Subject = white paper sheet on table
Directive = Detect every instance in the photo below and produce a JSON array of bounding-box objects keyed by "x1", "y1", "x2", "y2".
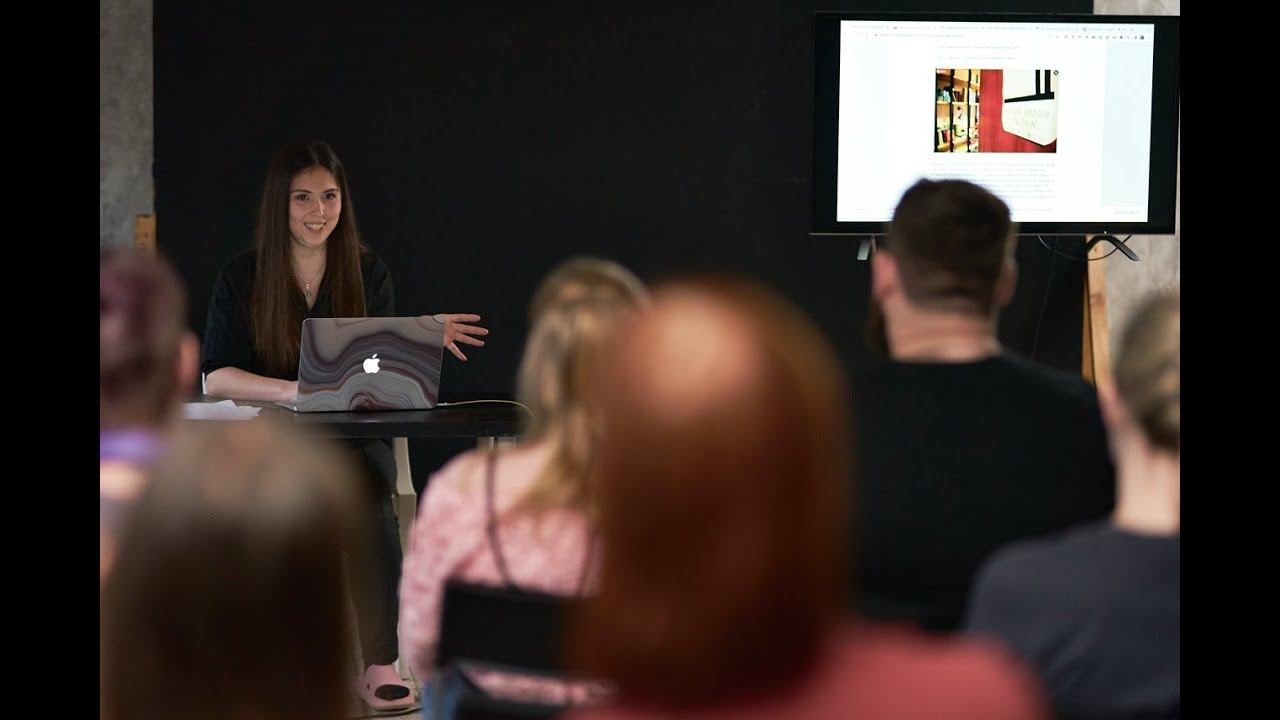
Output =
[{"x1": 183, "y1": 399, "x2": 262, "y2": 420}]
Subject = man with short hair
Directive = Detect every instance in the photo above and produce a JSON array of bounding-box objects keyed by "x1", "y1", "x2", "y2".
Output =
[{"x1": 850, "y1": 179, "x2": 1114, "y2": 632}]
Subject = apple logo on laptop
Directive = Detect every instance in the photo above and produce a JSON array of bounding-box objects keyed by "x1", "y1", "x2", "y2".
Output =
[{"x1": 363, "y1": 354, "x2": 381, "y2": 374}]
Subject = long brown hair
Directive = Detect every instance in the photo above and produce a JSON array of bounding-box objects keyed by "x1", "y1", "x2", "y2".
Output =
[
  {"x1": 514, "y1": 257, "x2": 648, "y2": 520},
  {"x1": 251, "y1": 140, "x2": 368, "y2": 375},
  {"x1": 101, "y1": 420, "x2": 359, "y2": 720},
  {"x1": 571, "y1": 278, "x2": 852, "y2": 705}
]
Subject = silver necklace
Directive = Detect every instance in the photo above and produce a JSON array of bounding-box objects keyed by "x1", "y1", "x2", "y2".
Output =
[{"x1": 297, "y1": 262, "x2": 325, "y2": 301}]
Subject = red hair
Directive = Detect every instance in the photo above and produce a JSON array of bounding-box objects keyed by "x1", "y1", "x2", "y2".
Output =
[{"x1": 571, "y1": 278, "x2": 852, "y2": 705}]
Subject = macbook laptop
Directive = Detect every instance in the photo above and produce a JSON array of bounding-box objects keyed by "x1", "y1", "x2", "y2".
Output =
[{"x1": 280, "y1": 316, "x2": 446, "y2": 412}]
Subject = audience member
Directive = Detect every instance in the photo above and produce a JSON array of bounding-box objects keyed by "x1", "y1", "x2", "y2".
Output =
[
  {"x1": 852, "y1": 179, "x2": 1115, "y2": 631},
  {"x1": 100, "y1": 247, "x2": 199, "y2": 582},
  {"x1": 400, "y1": 257, "x2": 647, "y2": 715},
  {"x1": 967, "y1": 292, "x2": 1180, "y2": 720},
  {"x1": 101, "y1": 420, "x2": 360, "y2": 720},
  {"x1": 568, "y1": 278, "x2": 1048, "y2": 720}
]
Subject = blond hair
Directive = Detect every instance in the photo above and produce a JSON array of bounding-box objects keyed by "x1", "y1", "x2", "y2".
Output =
[
  {"x1": 1114, "y1": 291, "x2": 1180, "y2": 452},
  {"x1": 515, "y1": 257, "x2": 648, "y2": 519}
]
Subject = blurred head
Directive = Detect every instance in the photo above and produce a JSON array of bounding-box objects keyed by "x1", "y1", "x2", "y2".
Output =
[
  {"x1": 571, "y1": 278, "x2": 851, "y2": 705},
  {"x1": 101, "y1": 421, "x2": 359, "y2": 720},
  {"x1": 515, "y1": 257, "x2": 648, "y2": 518},
  {"x1": 1104, "y1": 292, "x2": 1180, "y2": 456},
  {"x1": 871, "y1": 179, "x2": 1017, "y2": 332},
  {"x1": 252, "y1": 140, "x2": 368, "y2": 374},
  {"x1": 100, "y1": 247, "x2": 199, "y2": 431}
]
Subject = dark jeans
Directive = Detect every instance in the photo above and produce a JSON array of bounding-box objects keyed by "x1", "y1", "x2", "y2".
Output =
[
  {"x1": 421, "y1": 670, "x2": 475, "y2": 720},
  {"x1": 347, "y1": 437, "x2": 402, "y2": 667},
  {"x1": 421, "y1": 670, "x2": 566, "y2": 720}
]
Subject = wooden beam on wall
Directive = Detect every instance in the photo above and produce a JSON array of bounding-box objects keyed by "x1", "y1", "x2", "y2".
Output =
[
  {"x1": 1082, "y1": 237, "x2": 1111, "y2": 390},
  {"x1": 134, "y1": 214, "x2": 156, "y2": 254}
]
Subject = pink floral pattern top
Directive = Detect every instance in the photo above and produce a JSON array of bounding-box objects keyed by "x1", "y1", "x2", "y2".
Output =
[{"x1": 399, "y1": 443, "x2": 604, "y2": 704}]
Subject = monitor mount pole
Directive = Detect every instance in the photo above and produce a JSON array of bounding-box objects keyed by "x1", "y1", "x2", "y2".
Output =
[{"x1": 857, "y1": 235, "x2": 877, "y2": 261}]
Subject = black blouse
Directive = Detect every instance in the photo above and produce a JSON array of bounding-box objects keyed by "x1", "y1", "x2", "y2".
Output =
[{"x1": 201, "y1": 248, "x2": 395, "y2": 381}]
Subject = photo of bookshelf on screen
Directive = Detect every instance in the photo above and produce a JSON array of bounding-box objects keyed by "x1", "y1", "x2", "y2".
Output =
[{"x1": 935, "y1": 69, "x2": 1058, "y2": 153}]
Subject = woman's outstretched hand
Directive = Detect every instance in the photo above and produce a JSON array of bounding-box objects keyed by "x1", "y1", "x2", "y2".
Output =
[{"x1": 432, "y1": 313, "x2": 489, "y2": 361}]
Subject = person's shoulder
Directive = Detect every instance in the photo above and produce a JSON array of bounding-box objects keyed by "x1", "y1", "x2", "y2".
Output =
[
  {"x1": 100, "y1": 460, "x2": 148, "y2": 504},
  {"x1": 918, "y1": 634, "x2": 1049, "y2": 719},
  {"x1": 206, "y1": 249, "x2": 257, "y2": 304},
  {"x1": 214, "y1": 248, "x2": 257, "y2": 283},
  {"x1": 416, "y1": 451, "x2": 490, "y2": 536},
  {"x1": 995, "y1": 352, "x2": 1100, "y2": 409},
  {"x1": 976, "y1": 523, "x2": 1113, "y2": 594},
  {"x1": 988, "y1": 523, "x2": 1095, "y2": 564},
  {"x1": 838, "y1": 624, "x2": 1049, "y2": 718},
  {"x1": 426, "y1": 449, "x2": 488, "y2": 499},
  {"x1": 358, "y1": 245, "x2": 391, "y2": 274},
  {"x1": 226, "y1": 247, "x2": 257, "y2": 272},
  {"x1": 433, "y1": 445, "x2": 551, "y2": 499}
]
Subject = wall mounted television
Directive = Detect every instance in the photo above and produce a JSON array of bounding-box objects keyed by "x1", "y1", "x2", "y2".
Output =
[{"x1": 811, "y1": 12, "x2": 1179, "y2": 235}]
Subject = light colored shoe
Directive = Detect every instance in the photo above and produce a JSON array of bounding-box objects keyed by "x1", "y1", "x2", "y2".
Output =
[{"x1": 356, "y1": 663, "x2": 418, "y2": 715}]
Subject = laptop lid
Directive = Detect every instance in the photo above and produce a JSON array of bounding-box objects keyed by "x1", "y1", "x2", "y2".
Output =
[{"x1": 289, "y1": 316, "x2": 445, "y2": 412}]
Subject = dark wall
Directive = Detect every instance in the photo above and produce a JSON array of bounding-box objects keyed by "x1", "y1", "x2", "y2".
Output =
[{"x1": 157, "y1": 0, "x2": 1089, "y2": 472}]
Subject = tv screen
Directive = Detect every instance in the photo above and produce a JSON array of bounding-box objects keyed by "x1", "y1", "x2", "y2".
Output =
[{"x1": 811, "y1": 13, "x2": 1180, "y2": 235}]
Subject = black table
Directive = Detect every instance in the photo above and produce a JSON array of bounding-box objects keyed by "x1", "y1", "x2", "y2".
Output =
[
  {"x1": 187, "y1": 396, "x2": 530, "y2": 440},
  {"x1": 186, "y1": 397, "x2": 532, "y2": 543}
]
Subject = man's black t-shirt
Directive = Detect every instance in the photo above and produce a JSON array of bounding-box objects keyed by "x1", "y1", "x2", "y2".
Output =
[
  {"x1": 849, "y1": 353, "x2": 1115, "y2": 632},
  {"x1": 201, "y1": 247, "x2": 394, "y2": 380},
  {"x1": 966, "y1": 524, "x2": 1180, "y2": 720}
]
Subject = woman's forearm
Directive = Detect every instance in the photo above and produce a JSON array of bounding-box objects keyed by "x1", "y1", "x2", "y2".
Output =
[{"x1": 204, "y1": 367, "x2": 298, "y2": 404}]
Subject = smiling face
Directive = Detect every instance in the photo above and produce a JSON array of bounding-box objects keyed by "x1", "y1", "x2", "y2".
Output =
[{"x1": 287, "y1": 166, "x2": 342, "y2": 251}]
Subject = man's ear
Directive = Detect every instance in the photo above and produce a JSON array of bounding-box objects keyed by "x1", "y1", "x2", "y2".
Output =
[
  {"x1": 871, "y1": 250, "x2": 900, "y2": 305},
  {"x1": 994, "y1": 258, "x2": 1018, "y2": 310}
]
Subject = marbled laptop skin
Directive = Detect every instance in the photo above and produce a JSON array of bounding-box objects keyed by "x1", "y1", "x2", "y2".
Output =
[{"x1": 295, "y1": 316, "x2": 445, "y2": 411}]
